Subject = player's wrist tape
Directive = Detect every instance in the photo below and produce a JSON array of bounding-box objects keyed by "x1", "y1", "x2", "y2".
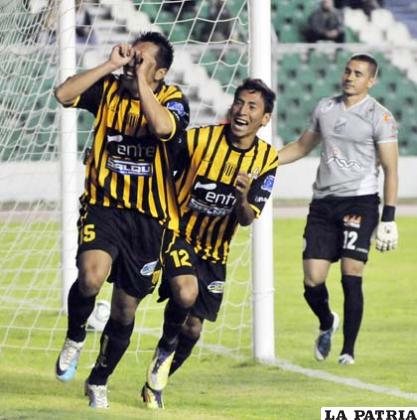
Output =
[{"x1": 381, "y1": 205, "x2": 396, "y2": 222}]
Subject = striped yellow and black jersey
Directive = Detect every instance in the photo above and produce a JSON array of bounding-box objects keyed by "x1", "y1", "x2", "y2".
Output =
[
  {"x1": 171, "y1": 124, "x2": 278, "y2": 263},
  {"x1": 69, "y1": 74, "x2": 189, "y2": 226}
]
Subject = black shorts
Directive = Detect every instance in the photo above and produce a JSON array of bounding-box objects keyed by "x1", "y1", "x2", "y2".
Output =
[
  {"x1": 158, "y1": 231, "x2": 226, "y2": 322},
  {"x1": 303, "y1": 194, "x2": 380, "y2": 263},
  {"x1": 77, "y1": 203, "x2": 163, "y2": 298}
]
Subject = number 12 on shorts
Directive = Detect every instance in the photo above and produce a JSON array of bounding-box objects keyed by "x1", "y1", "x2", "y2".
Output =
[
  {"x1": 343, "y1": 230, "x2": 358, "y2": 250},
  {"x1": 169, "y1": 249, "x2": 192, "y2": 267}
]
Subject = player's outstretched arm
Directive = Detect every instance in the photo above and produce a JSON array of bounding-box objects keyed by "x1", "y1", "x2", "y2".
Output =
[
  {"x1": 234, "y1": 172, "x2": 256, "y2": 226},
  {"x1": 55, "y1": 44, "x2": 133, "y2": 105},
  {"x1": 375, "y1": 141, "x2": 399, "y2": 252},
  {"x1": 278, "y1": 130, "x2": 321, "y2": 165}
]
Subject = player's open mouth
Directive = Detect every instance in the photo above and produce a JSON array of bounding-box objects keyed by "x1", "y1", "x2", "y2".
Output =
[{"x1": 233, "y1": 117, "x2": 248, "y2": 127}]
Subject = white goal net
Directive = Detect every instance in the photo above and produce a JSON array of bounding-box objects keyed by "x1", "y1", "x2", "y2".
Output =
[{"x1": 0, "y1": 0, "x2": 259, "y2": 363}]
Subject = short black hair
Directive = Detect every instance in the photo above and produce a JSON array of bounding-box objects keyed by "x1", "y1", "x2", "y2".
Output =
[
  {"x1": 348, "y1": 53, "x2": 379, "y2": 77},
  {"x1": 132, "y1": 31, "x2": 174, "y2": 70},
  {"x1": 234, "y1": 78, "x2": 276, "y2": 113}
]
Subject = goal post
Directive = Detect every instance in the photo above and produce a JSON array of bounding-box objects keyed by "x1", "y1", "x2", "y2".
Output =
[
  {"x1": 58, "y1": 0, "x2": 78, "y2": 314},
  {"x1": 248, "y1": 0, "x2": 276, "y2": 362}
]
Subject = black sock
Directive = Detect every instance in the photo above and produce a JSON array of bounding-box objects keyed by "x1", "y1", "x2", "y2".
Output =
[
  {"x1": 88, "y1": 318, "x2": 134, "y2": 386},
  {"x1": 341, "y1": 275, "x2": 363, "y2": 357},
  {"x1": 304, "y1": 283, "x2": 333, "y2": 331},
  {"x1": 158, "y1": 300, "x2": 190, "y2": 353},
  {"x1": 67, "y1": 279, "x2": 96, "y2": 342},
  {"x1": 169, "y1": 332, "x2": 200, "y2": 377}
]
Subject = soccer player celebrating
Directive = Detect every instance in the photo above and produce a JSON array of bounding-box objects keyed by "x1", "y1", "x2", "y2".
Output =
[
  {"x1": 141, "y1": 78, "x2": 278, "y2": 409},
  {"x1": 54, "y1": 32, "x2": 189, "y2": 408},
  {"x1": 278, "y1": 53, "x2": 398, "y2": 365}
]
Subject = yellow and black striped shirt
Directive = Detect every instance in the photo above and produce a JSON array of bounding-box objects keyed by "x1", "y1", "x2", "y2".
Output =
[
  {"x1": 171, "y1": 124, "x2": 278, "y2": 263},
  {"x1": 71, "y1": 74, "x2": 189, "y2": 226}
]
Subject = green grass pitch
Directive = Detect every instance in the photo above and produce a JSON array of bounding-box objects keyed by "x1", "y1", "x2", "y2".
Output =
[{"x1": 0, "y1": 216, "x2": 416, "y2": 419}]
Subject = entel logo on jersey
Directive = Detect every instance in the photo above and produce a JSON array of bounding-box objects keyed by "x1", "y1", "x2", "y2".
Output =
[
  {"x1": 207, "y1": 281, "x2": 225, "y2": 294},
  {"x1": 140, "y1": 260, "x2": 158, "y2": 276}
]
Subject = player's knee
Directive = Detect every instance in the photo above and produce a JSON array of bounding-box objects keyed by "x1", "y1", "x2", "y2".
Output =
[
  {"x1": 111, "y1": 303, "x2": 136, "y2": 325},
  {"x1": 170, "y1": 275, "x2": 198, "y2": 308},
  {"x1": 182, "y1": 317, "x2": 202, "y2": 339},
  {"x1": 174, "y1": 287, "x2": 197, "y2": 308},
  {"x1": 78, "y1": 263, "x2": 109, "y2": 296},
  {"x1": 303, "y1": 276, "x2": 324, "y2": 288},
  {"x1": 341, "y1": 258, "x2": 364, "y2": 277}
]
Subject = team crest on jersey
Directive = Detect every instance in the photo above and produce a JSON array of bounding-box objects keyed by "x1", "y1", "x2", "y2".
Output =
[
  {"x1": 223, "y1": 162, "x2": 236, "y2": 177},
  {"x1": 334, "y1": 117, "x2": 347, "y2": 134},
  {"x1": 343, "y1": 215, "x2": 362, "y2": 229},
  {"x1": 127, "y1": 112, "x2": 139, "y2": 127},
  {"x1": 320, "y1": 100, "x2": 334, "y2": 113}
]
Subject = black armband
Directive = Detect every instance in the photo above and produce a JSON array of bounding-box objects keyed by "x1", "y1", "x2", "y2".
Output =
[{"x1": 381, "y1": 205, "x2": 396, "y2": 222}]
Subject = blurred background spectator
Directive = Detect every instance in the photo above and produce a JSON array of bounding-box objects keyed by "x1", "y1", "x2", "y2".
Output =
[
  {"x1": 304, "y1": 0, "x2": 345, "y2": 43},
  {"x1": 334, "y1": 0, "x2": 383, "y2": 17},
  {"x1": 201, "y1": 0, "x2": 233, "y2": 42},
  {"x1": 75, "y1": 0, "x2": 97, "y2": 45}
]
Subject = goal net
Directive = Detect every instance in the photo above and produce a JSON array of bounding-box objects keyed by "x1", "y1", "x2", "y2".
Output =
[{"x1": 0, "y1": 0, "x2": 256, "y2": 363}]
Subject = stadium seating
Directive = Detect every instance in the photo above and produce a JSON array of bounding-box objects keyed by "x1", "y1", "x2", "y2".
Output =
[
  {"x1": 5, "y1": 0, "x2": 417, "y2": 160},
  {"x1": 384, "y1": 0, "x2": 417, "y2": 39},
  {"x1": 276, "y1": 51, "x2": 417, "y2": 155}
]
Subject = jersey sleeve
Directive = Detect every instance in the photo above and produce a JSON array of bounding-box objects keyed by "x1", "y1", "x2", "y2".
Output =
[
  {"x1": 307, "y1": 101, "x2": 322, "y2": 134},
  {"x1": 160, "y1": 89, "x2": 190, "y2": 142},
  {"x1": 65, "y1": 76, "x2": 107, "y2": 116},
  {"x1": 374, "y1": 109, "x2": 398, "y2": 144},
  {"x1": 247, "y1": 168, "x2": 277, "y2": 218}
]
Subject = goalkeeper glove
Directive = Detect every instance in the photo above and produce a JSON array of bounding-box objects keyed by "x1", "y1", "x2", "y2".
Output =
[{"x1": 375, "y1": 205, "x2": 398, "y2": 252}]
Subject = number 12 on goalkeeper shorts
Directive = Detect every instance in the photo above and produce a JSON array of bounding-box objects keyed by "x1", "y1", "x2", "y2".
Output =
[
  {"x1": 169, "y1": 249, "x2": 192, "y2": 267},
  {"x1": 81, "y1": 224, "x2": 96, "y2": 243}
]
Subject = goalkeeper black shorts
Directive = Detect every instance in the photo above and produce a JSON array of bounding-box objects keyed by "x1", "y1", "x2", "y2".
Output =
[
  {"x1": 303, "y1": 194, "x2": 380, "y2": 263},
  {"x1": 76, "y1": 203, "x2": 162, "y2": 298},
  {"x1": 158, "y1": 230, "x2": 226, "y2": 322}
]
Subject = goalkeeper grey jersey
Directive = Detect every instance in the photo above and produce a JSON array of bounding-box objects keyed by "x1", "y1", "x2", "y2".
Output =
[{"x1": 308, "y1": 95, "x2": 398, "y2": 198}]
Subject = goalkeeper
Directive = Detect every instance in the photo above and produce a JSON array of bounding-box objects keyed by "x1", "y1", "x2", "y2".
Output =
[
  {"x1": 141, "y1": 78, "x2": 278, "y2": 409},
  {"x1": 278, "y1": 53, "x2": 398, "y2": 366}
]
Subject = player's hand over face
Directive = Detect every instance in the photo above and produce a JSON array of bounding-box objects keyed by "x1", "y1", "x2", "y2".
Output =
[
  {"x1": 235, "y1": 172, "x2": 251, "y2": 204},
  {"x1": 135, "y1": 50, "x2": 157, "y2": 81},
  {"x1": 375, "y1": 221, "x2": 398, "y2": 252},
  {"x1": 109, "y1": 44, "x2": 135, "y2": 69}
]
